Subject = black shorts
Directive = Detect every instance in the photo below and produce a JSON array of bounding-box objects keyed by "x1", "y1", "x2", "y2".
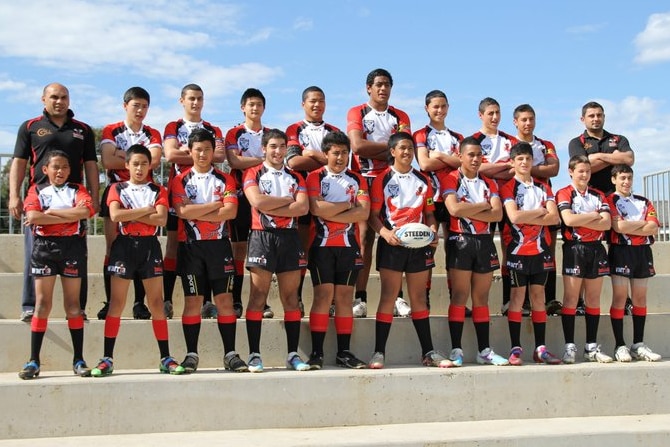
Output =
[
  {"x1": 433, "y1": 201, "x2": 450, "y2": 224},
  {"x1": 246, "y1": 229, "x2": 307, "y2": 273},
  {"x1": 447, "y1": 233, "x2": 500, "y2": 273},
  {"x1": 562, "y1": 241, "x2": 609, "y2": 279},
  {"x1": 229, "y1": 194, "x2": 251, "y2": 242},
  {"x1": 308, "y1": 246, "x2": 363, "y2": 286},
  {"x1": 31, "y1": 236, "x2": 87, "y2": 278},
  {"x1": 99, "y1": 184, "x2": 113, "y2": 218},
  {"x1": 506, "y1": 252, "x2": 554, "y2": 287},
  {"x1": 108, "y1": 235, "x2": 164, "y2": 280},
  {"x1": 376, "y1": 238, "x2": 435, "y2": 273},
  {"x1": 608, "y1": 244, "x2": 655, "y2": 279},
  {"x1": 178, "y1": 239, "x2": 234, "y2": 296}
]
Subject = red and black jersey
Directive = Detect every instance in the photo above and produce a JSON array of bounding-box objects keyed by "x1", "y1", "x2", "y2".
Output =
[
  {"x1": 170, "y1": 167, "x2": 237, "y2": 242},
  {"x1": 471, "y1": 130, "x2": 517, "y2": 165},
  {"x1": 529, "y1": 136, "x2": 558, "y2": 168},
  {"x1": 24, "y1": 182, "x2": 94, "y2": 237},
  {"x1": 106, "y1": 181, "x2": 168, "y2": 236},
  {"x1": 370, "y1": 167, "x2": 433, "y2": 230},
  {"x1": 163, "y1": 119, "x2": 224, "y2": 179},
  {"x1": 346, "y1": 103, "x2": 411, "y2": 178},
  {"x1": 101, "y1": 121, "x2": 162, "y2": 183},
  {"x1": 556, "y1": 185, "x2": 610, "y2": 242},
  {"x1": 500, "y1": 177, "x2": 554, "y2": 255},
  {"x1": 306, "y1": 166, "x2": 369, "y2": 247},
  {"x1": 413, "y1": 125, "x2": 463, "y2": 202},
  {"x1": 286, "y1": 120, "x2": 340, "y2": 159},
  {"x1": 607, "y1": 192, "x2": 658, "y2": 246},
  {"x1": 13, "y1": 109, "x2": 97, "y2": 186},
  {"x1": 439, "y1": 169, "x2": 499, "y2": 235},
  {"x1": 225, "y1": 124, "x2": 271, "y2": 195},
  {"x1": 243, "y1": 163, "x2": 306, "y2": 230}
]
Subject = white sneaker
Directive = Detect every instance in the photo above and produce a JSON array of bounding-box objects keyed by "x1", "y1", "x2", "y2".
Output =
[
  {"x1": 394, "y1": 297, "x2": 411, "y2": 317},
  {"x1": 614, "y1": 345, "x2": 632, "y2": 362},
  {"x1": 631, "y1": 343, "x2": 662, "y2": 362},
  {"x1": 562, "y1": 343, "x2": 577, "y2": 364},
  {"x1": 353, "y1": 298, "x2": 367, "y2": 318},
  {"x1": 584, "y1": 343, "x2": 613, "y2": 363}
]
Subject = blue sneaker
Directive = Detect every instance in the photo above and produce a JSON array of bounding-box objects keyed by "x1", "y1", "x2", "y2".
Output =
[
  {"x1": 73, "y1": 360, "x2": 92, "y2": 377},
  {"x1": 286, "y1": 352, "x2": 310, "y2": 371},
  {"x1": 477, "y1": 348, "x2": 509, "y2": 366},
  {"x1": 248, "y1": 353, "x2": 264, "y2": 373},
  {"x1": 160, "y1": 356, "x2": 185, "y2": 374},
  {"x1": 19, "y1": 360, "x2": 40, "y2": 380},
  {"x1": 449, "y1": 348, "x2": 464, "y2": 367}
]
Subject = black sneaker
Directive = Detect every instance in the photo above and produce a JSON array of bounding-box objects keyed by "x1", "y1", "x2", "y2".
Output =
[
  {"x1": 133, "y1": 302, "x2": 151, "y2": 319},
  {"x1": 307, "y1": 352, "x2": 324, "y2": 370},
  {"x1": 180, "y1": 353, "x2": 199, "y2": 374},
  {"x1": 233, "y1": 302, "x2": 243, "y2": 319},
  {"x1": 336, "y1": 350, "x2": 367, "y2": 369},
  {"x1": 73, "y1": 360, "x2": 91, "y2": 377},
  {"x1": 546, "y1": 300, "x2": 563, "y2": 316},
  {"x1": 224, "y1": 351, "x2": 249, "y2": 372},
  {"x1": 96, "y1": 302, "x2": 109, "y2": 320}
]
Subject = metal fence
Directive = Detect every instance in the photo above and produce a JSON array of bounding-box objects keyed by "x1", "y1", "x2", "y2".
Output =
[{"x1": 643, "y1": 169, "x2": 670, "y2": 242}]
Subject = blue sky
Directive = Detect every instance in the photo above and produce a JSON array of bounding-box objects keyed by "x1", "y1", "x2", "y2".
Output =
[{"x1": 1, "y1": 1, "x2": 669, "y2": 192}]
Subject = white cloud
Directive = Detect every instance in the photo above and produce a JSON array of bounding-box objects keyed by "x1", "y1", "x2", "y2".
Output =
[
  {"x1": 566, "y1": 23, "x2": 606, "y2": 34},
  {"x1": 634, "y1": 12, "x2": 670, "y2": 64},
  {"x1": 293, "y1": 17, "x2": 313, "y2": 31}
]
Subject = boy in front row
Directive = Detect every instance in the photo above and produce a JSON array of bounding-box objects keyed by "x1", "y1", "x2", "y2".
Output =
[
  {"x1": 92, "y1": 145, "x2": 183, "y2": 376},
  {"x1": 19, "y1": 151, "x2": 96, "y2": 379},
  {"x1": 606, "y1": 165, "x2": 661, "y2": 361}
]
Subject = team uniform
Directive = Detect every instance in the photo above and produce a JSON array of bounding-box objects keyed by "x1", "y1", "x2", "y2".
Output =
[
  {"x1": 529, "y1": 136, "x2": 558, "y2": 177},
  {"x1": 413, "y1": 125, "x2": 463, "y2": 222},
  {"x1": 370, "y1": 167, "x2": 435, "y2": 273}
]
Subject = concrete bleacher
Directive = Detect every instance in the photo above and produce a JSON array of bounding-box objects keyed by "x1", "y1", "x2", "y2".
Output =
[{"x1": 1, "y1": 235, "x2": 670, "y2": 445}]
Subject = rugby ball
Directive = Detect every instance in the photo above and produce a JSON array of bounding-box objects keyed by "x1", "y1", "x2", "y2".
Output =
[{"x1": 395, "y1": 222, "x2": 435, "y2": 248}]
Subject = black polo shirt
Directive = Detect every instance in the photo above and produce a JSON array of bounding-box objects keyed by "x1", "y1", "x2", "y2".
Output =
[
  {"x1": 13, "y1": 109, "x2": 97, "y2": 185},
  {"x1": 568, "y1": 130, "x2": 633, "y2": 194}
]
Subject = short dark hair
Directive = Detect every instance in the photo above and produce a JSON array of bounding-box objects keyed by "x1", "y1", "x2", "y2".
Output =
[
  {"x1": 611, "y1": 164, "x2": 634, "y2": 178},
  {"x1": 510, "y1": 142, "x2": 533, "y2": 159},
  {"x1": 478, "y1": 97, "x2": 500, "y2": 113},
  {"x1": 123, "y1": 87, "x2": 151, "y2": 105},
  {"x1": 261, "y1": 128, "x2": 287, "y2": 147},
  {"x1": 459, "y1": 136, "x2": 481, "y2": 151},
  {"x1": 126, "y1": 144, "x2": 152, "y2": 163},
  {"x1": 425, "y1": 90, "x2": 448, "y2": 105},
  {"x1": 366, "y1": 68, "x2": 393, "y2": 87},
  {"x1": 188, "y1": 128, "x2": 215, "y2": 149},
  {"x1": 45, "y1": 149, "x2": 70, "y2": 164},
  {"x1": 568, "y1": 154, "x2": 590, "y2": 170},
  {"x1": 387, "y1": 131, "x2": 413, "y2": 150},
  {"x1": 241, "y1": 88, "x2": 266, "y2": 107},
  {"x1": 581, "y1": 101, "x2": 604, "y2": 117},
  {"x1": 321, "y1": 131, "x2": 350, "y2": 153},
  {"x1": 302, "y1": 86, "x2": 324, "y2": 102},
  {"x1": 181, "y1": 84, "x2": 203, "y2": 97},
  {"x1": 513, "y1": 104, "x2": 535, "y2": 118}
]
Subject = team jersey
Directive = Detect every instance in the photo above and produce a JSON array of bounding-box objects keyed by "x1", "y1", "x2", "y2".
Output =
[
  {"x1": 607, "y1": 192, "x2": 658, "y2": 246},
  {"x1": 527, "y1": 136, "x2": 558, "y2": 168},
  {"x1": 243, "y1": 163, "x2": 306, "y2": 230},
  {"x1": 170, "y1": 167, "x2": 237, "y2": 242},
  {"x1": 306, "y1": 166, "x2": 369, "y2": 247},
  {"x1": 471, "y1": 130, "x2": 517, "y2": 165},
  {"x1": 163, "y1": 119, "x2": 224, "y2": 179},
  {"x1": 346, "y1": 103, "x2": 411, "y2": 178},
  {"x1": 370, "y1": 167, "x2": 433, "y2": 230},
  {"x1": 106, "y1": 181, "x2": 169, "y2": 236},
  {"x1": 413, "y1": 125, "x2": 463, "y2": 202},
  {"x1": 286, "y1": 120, "x2": 340, "y2": 160},
  {"x1": 439, "y1": 169, "x2": 499, "y2": 235},
  {"x1": 24, "y1": 182, "x2": 94, "y2": 237},
  {"x1": 556, "y1": 185, "x2": 610, "y2": 242},
  {"x1": 100, "y1": 121, "x2": 162, "y2": 183},
  {"x1": 500, "y1": 177, "x2": 554, "y2": 255},
  {"x1": 225, "y1": 124, "x2": 271, "y2": 196}
]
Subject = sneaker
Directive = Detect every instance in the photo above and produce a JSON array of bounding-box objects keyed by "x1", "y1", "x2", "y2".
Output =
[
  {"x1": 163, "y1": 301, "x2": 174, "y2": 319},
  {"x1": 18, "y1": 360, "x2": 40, "y2": 380},
  {"x1": 180, "y1": 352, "x2": 199, "y2": 373},
  {"x1": 160, "y1": 356, "x2": 184, "y2": 374},
  {"x1": 262, "y1": 304, "x2": 274, "y2": 319},
  {"x1": 19, "y1": 309, "x2": 34, "y2": 322},
  {"x1": 233, "y1": 302, "x2": 243, "y2": 319},
  {"x1": 91, "y1": 357, "x2": 114, "y2": 377},
  {"x1": 562, "y1": 343, "x2": 577, "y2": 364},
  {"x1": 224, "y1": 351, "x2": 249, "y2": 372},
  {"x1": 307, "y1": 352, "x2": 324, "y2": 370},
  {"x1": 133, "y1": 302, "x2": 151, "y2": 320},
  {"x1": 508, "y1": 346, "x2": 523, "y2": 366},
  {"x1": 422, "y1": 350, "x2": 453, "y2": 368},
  {"x1": 368, "y1": 351, "x2": 385, "y2": 369},
  {"x1": 96, "y1": 302, "x2": 109, "y2": 320},
  {"x1": 73, "y1": 360, "x2": 92, "y2": 377},
  {"x1": 201, "y1": 301, "x2": 217, "y2": 319},
  {"x1": 546, "y1": 300, "x2": 563, "y2": 316},
  {"x1": 328, "y1": 304, "x2": 336, "y2": 317},
  {"x1": 533, "y1": 345, "x2": 562, "y2": 365},
  {"x1": 584, "y1": 344, "x2": 613, "y2": 363},
  {"x1": 477, "y1": 348, "x2": 509, "y2": 366},
  {"x1": 394, "y1": 297, "x2": 411, "y2": 317},
  {"x1": 614, "y1": 345, "x2": 632, "y2": 362},
  {"x1": 631, "y1": 343, "x2": 662, "y2": 362},
  {"x1": 248, "y1": 353, "x2": 264, "y2": 373},
  {"x1": 335, "y1": 350, "x2": 367, "y2": 369},
  {"x1": 286, "y1": 352, "x2": 310, "y2": 371},
  {"x1": 353, "y1": 298, "x2": 367, "y2": 318},
  {"x1": 449, "y1": 348, "x2": 464, "y2": 367}
]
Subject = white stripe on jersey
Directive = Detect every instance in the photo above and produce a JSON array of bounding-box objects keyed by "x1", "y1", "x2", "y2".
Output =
[{"x1": 119, "y1": 183, "x2": 159, "y2": 210}]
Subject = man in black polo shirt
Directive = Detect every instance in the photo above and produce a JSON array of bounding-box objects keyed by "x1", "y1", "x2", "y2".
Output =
[
  {"x1": 9, "y1": 83, "x2": 99, "y2": 321},
  {"x1": 568, "y1": 101, "x2": 634, "y2": 194}
]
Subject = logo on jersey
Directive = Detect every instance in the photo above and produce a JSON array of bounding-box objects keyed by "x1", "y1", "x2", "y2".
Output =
[
  {"x1": 481, "y1": 143, "x2": 491, "y2": 156},
  {"x1": 116, "y1": 135, "x2": 129, "y2": 150},
  {"x1": 186, "y1": 184, "x2": 198, "y2": 200},
  {"x1": 299, "y1": 132, "x2": 310, "y2": 148},
  {"x1": 427, "y1": 134, "x2": 438, "y2": 150},
  {"x1": 363, "y1": 120, "x2": 375, "y2": 134},
  {"x1": 415, "y1": 186, "x2": 424, "y2": 197},
  {"x1": 321, "y1": 182, "x2": 330, "y2": 197},
  {"x1": 40, "y1": 194, "x2": 52, "y2": 210},
  {"x1": 388, "y1": 184, "x2": 399, "y2": 198},
  {"x1": 239, "y1": 135, "x2": 250, "y2": 153},
  {"x1": 260, "y1": 180, "x2": 272, "y2": 195},
  {"x1": 37, "y1": 128, "x2": 53, "y2": 137},
  {"x1": 608, "y1": 136, "x2": 620, "y2": 147},
  {"x1": 616, "y1": 201, "x2": 628, "y2": 218},
  {"x1": 516, "y1": 193, "x2": 525, "y2": 209}
]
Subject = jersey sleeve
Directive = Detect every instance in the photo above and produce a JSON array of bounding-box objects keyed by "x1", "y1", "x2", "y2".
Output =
[
  {"x1": 222, "y1": 172, "x2": 238, "y2": 205},
  {"x1": 147, "y1": 127, "x2": 163, "y2": 149},
  {"x1": 106, "y1": 183, "x2": 121, "y2": 207},
  {"x1": 13, "y1": 120, "x2": 32, "y2": 159},
  {"x1": 23, "y1": 185, "x2": 42, "y2": 212},
  {"x1": 306, "y1": 170, "x2": 321, "y2": 198},
  {"x1": 170, "y1": 174, "x2": 187, "y2": 206},
  {"x1": 242, "y1": 165, "x2": 259, "y2": 191},
  {"x1": 224, "y1": 127, "x2": 239, "y2": 153},
  {"x1": 155, "y1": 186, "x2": 169, "y2": 208},
  {"x1": 568, "y1": 136, "x2": 585, "y2": 158},
  {"x1": 354, "y1": 171, "x2": 370, "y2": 203},
  {"x1": 346, "y1": 106, "x2": 363, "y2": 134},
  {"x1": 500, "y1": 179, "x2": 515, "y2": 204},
  {"x1": 100, "y1": 124, "x2": 117, "y2": 147},
  {"x1": 369, "y1": 175, "x2": 384, "y2": 212},
  {"x1": 556, "y1": 187, "x2": 572, "y2": 213},
  {"x1": 75, "y1": 184, "x2": 95, "y2": 217},
  {"x1": 413, "y1": 128, "x2": 427, "y2": 148},
  {"x1": 394, "y1": 108, "x2": 411, "y2": 135}
]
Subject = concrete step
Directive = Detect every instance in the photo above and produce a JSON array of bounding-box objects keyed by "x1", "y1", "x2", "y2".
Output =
[
  {"x1": 4, "y1": 415, "x2": 670, "y2": 446},
  {"x1": 2, "y1": 361, "x2": 669, "y2": 440},
  {"x1": 2, "y1": 314, "x2": 668, "y2": 373}
]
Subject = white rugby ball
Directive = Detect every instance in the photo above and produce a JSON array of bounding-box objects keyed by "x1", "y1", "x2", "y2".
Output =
[{"x1": 395, "y1": 222, "x2": 435, "y2": 248}]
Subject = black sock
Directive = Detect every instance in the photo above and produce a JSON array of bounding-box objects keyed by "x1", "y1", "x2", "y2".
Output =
[
  {"x1": 508, "y1": 320, "x2": 521, "y2": 348},
  {"x1": 562, "y1": 314, "x2": 575, "y2": 345},
  {"x1": 163, "y1": 271, "x2": 177, "y2": 304},
  {"x1": 104, "y1": 336, "x2": 117, "y2": 359},
  {"x1": 632, "y1": 314, "x2": 646, "y2": 344},
  {"x1": 449, "y1": 321, "x2": 464, "y2": 349},
  {"x1": 246, "y1": 319, "x2": 262, "y2": 353},
  {"x1": 585, "y1": 313, "x2": 600, "y2": 345},
  {"x1": 311, "y1": 331, "x2": 326, "y2": 356},
  {"x1": 30, "y1": 331, "x2": 46, "y2": 364},
  {"x1": 374, "y1": 320, "x2": 392, "y2": 353},
  {"x1": 337, "y1": 333, "x2": 351, "y2": 353},
  {"x1": 533, "y1": 321, "x2": 546, "y2": 348},
  {"x1": 182, "y1": 322, "x2": 201, "y2": 353},
  {"x1": 355, "y1": 290, "x2": 367, "y2": 303},
  {"x1": 69, "y1": 327, "x2": 84, "y2": 362},
  {"x1": 411, "y1": 316, "x2": 434, "y2": 355},
  {"x1": 285, "y1": 320, "x2": 301, "y2": 353},
  {"x1": 157, "y1": 339, "x2": 170, "y2": 359},
  {"x1": 218, "y1": 321, "x2": 237, "y2": 354},
  {"x1": 611, "y1": 317, "x2": 625, "y2": 347},
  {"x1": 474, "y1": 321, "x2": 490, "y2": 352}
]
